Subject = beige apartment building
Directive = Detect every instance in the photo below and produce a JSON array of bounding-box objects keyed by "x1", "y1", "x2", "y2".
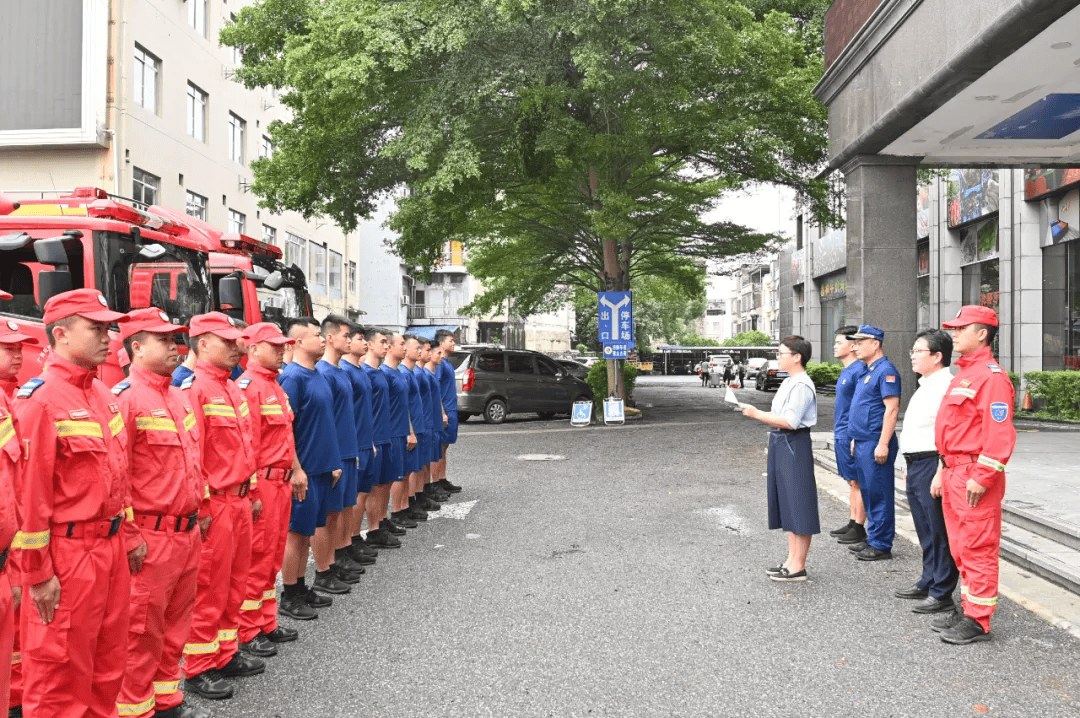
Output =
[{"x1": 0, "y1": 0, "x2": 363, "y2": 319}]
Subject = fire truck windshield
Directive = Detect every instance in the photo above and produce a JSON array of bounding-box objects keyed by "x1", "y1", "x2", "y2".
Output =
[
  {"x1": 99, "y1": 231, "x2": 212, "y2": 325},
  {"x1": 257, "y1": 284, "x2": 308, "y2": 330}
]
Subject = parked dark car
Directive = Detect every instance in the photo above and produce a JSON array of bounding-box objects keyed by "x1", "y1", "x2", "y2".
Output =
[
  {"x1": 448, "y1": 349, "x2": 594, "y2": 424},
  {"x1": 754, "y1": 359, "x2": 788, "y2": 391},
  {"x1": 556, "y1": 359, "x2": 591, "y2": 381}
]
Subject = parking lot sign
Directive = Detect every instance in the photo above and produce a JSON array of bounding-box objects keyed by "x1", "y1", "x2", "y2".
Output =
[{"x1": 598, "y1": 292, "x2": 634, "y2": 348}]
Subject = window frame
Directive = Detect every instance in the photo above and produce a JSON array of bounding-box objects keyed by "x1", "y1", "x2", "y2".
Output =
[
  {"x1": 132, "y1": 167, "x2": 160, "y2": 209},
  {"x1": 228, "y1": 112, "x2": 246, "y2": 165},
  {"x1": 228, "y1": 209, "x2": 246, "y2": 235},
  {"x1": 188, "y1": 0, "x2": 208, "y2": 38},
  {"x1": 133, "y1": 44, "x2": 160, "y2": 114},
  {"x1": 186, "y1": 82, "x2": 208, "y2": 142},
  {"x1": 185, "y1": 190, "x2": 208, "y2": 220}
]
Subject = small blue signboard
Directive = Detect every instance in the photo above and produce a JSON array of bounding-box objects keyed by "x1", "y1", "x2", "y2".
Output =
[
  {"x1": 571, "y1": 401, "x2": 593, "y2": 427},
  {"x1": 602, "y1": 343, "x2": 629, "y2": 359},
  {"x1": 598, "y1": 291, "x2": 634, "y2": 348},
  {"x1": 604, "y1": 398, "x2": 625, "y2": 425}
]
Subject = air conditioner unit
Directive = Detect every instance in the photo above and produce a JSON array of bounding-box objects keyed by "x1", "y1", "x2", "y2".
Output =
[{"x1": 401, "y1": 294, "x2": 410, "y2": 306}]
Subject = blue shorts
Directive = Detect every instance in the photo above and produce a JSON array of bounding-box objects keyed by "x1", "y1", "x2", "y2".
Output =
[
  {"x1": 405, "y1": 431, "x2": 425, "y2": 474},
  {"x1": 427, "y1": 430, "x2": 439, "y2": 464},
  {"x1": 340, "y1": 458, "x2": 359, "y2": 508},
  {"x1": 325, "y1": 462, "x2": 350, "y2": 513},
  {"x1": 382, "y1": 436, "x2": 406, "y2": 483},
  {"x1": 290, "y1": 472, "x2": 332, "y2": 537},
  {"x1": 356, "y1": 448, "x2": 375, "y2": 494},
  {"x1": 374, "y1": 441, "x2": 392, "y2": 485},
  {"x1": 834, "y1": 434, "x2": 858, "y2": 483},
  {"x1": 441, "y1": 411, "x2": 458, "y2": 445}
]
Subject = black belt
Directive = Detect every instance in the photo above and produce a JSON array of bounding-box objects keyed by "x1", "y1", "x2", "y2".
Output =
[
  {"x1": 780, "y1": 427, "x2": 811, "y2": 435},
  {"x1": 941, "y1": 454, "x2": 978, "y2": 469},
  {"x1": 904, "y1": 451, "x2": 939, "y2": 463},
  {"x1": 133, "y1": 511, "x2": 198, "y2": 533},
  {"x1": 0, "y1": 548, "x2": 8, "y2": 573}
]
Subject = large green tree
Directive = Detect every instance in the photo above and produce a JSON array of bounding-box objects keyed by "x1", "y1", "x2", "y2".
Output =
[{"x1": 223, "y1": 0, "x2": 834, "y2": 318}]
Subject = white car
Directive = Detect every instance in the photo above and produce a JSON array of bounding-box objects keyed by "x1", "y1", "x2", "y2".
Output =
[{"x1": 746, "y1": 357, "x2": 768, "y2": 378}]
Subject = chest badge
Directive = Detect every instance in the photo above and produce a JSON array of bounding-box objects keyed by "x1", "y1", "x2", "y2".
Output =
[
  {"x1": 960, "y1": 379, "x2": 972, "y2": 388},
  {"x1": 151, "y1": 408, "x2": 168, "y2": 418},
  {"x1": 209, "y1": 396, "x2": 226, "y2": 405},
  {"x1": 990, "y1": 402, "x2": 1009, "y2": 423},
  {"x1": 68, "y1": 408, "x2": 90, "y2": 420}
]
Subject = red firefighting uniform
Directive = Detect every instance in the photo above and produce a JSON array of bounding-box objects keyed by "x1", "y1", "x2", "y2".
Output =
[
  {"x1": 181, "y1": 362, "x2": 257, "y2": 677},
  {"x1": 0, "y1": 378, "x2": 21, "y2": 715},
  {"x1": 934, "y1": 345, "x2": 1016, "y2": 632},
  {"x1": 114, "y1": 366, "x2": 205, "y2": 717},
  {"x1": 12, "y1": 354, "x2": 135, "y2": 718},
  {"x1": 0, "y1": 389, "x2": 22, "y2": 717},
  {"x1": 237, "y1": 364, "x2": 295, "y2": 644}
]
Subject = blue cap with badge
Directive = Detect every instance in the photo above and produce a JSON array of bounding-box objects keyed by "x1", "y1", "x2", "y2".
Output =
[{"x1": 850, "y1": 324, "x2": 884, "y2": 341}]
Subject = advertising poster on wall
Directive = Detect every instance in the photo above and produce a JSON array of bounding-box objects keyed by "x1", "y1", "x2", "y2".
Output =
[
  {"x1": 917, "y1": 183, "x2": 931, "y2": 239},
  {"x1": 960, "y1": 218, "x2": 998, "y2": 265},
  {"x1": 948, "y1": 169, "x2": 999, "y2": 228},
  {"x1": 1025, "y1": 168, "x2": 1080, "y2": 200},
  {"x1": 812, "y1": 228, "x2": 846, "y2": 278},
  {"x1": 1042, "y1": 188, "x2": 1080, "y2": 248}
]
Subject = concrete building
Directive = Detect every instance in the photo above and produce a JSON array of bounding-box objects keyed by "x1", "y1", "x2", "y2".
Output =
[
  {"x1": 815, "y1": 0, "x2": 1080, "y2": 398},
  {"x1": 0, "y1": 0, "x2": 412, "y2": 321},
  {"x1": 726, "y1": 258, "x2": 780, "y2": 340}
]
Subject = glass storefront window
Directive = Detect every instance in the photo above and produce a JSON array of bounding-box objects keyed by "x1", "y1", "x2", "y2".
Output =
[
  {"x1": 918, "y1": 276, "x2": 931, "y2": 331},
  {"x1": 817, "y1": 271, "x2": 846, "y2": 362},
  {"x1": 1043, "y1": 242, "x2": 1080, "y2": 370},
  {"x1": 961, "y1": 259, "x2": 999, "y2": 312}
]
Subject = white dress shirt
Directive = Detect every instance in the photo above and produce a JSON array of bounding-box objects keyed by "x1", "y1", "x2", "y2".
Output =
[{"x1": 899, "y1": 367, "x2": 953, "y2": 454}]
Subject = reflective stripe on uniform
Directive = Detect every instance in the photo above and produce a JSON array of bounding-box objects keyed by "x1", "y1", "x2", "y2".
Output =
[
  {"x1": 238, "y1": 401, "x2": 250, "y2": 418},
  {"x1": 218, "y1": 628, "x2": 238, "y2": 643},
  {"x1": 11, "y1": 651, "x2": 20, "y2": 665},
  {"x1": 0, "y1": 416, "x2": 14, "y2": 447},
  {"x1": 250, "y1": 472, "x2": 258, "y2": 488},
  {"x1": 117, "y1": 697, "x2": 156, "y2": 716},
  {"x1": 55, "y1": 420, "x2": 103, "y2": 438},
  {"x1": 124, "y1": 506, "x2": 135, "y2": 522},
  {"x1": 183, "y1": 412, "x2": 196, "y2": 431},
  {"x1": 153, "y1": 680, "x2": 180, "y2": 695},
  {"x1": 950, "y1": 387, "x2": 977, "y2": 399},
  {"x1": 960, "y1": 585, "x2": 968, "y2": 595},
  {"x1": 183, "y1": 638, "x2": 220, "y2": 655},
  {"x1": 109, "y1": 413, "x2": 125, "y2": 436},
  {"x1": 967, "y1": 592, "x2": 998, "y2": 607},
  {"x1": 977, "y1": 454, "x2": 1005, "y2": 472},
  {"x1": 12, "y1": 530, "x2": 49, "y2": 550},
  {"x1": 201, "y1": 405, "x2": 237, "y2": 418},
  {"x1": 240, "y1": 598, "x2": 263, "y2": 611},
  {"x1": 135, "y1": 416, "x2": 178, "y2": 432},
  {"x1": 263, "y1": 588, "x2": 277, "y2": 601},
  {"x1": 260, "y1": 404, "x2": 284, "y2": 415}
]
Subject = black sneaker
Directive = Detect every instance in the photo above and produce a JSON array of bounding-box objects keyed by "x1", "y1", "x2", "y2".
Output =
[
  {"x1": 8, "y1": 707, "x2": 21, "y2": 718},
  {"x1": 765, "y1": 564, "x2": 786, "y2": 576},
  {"x1": 382, "y1": 518, "x2": 407, "y2": 535},
  {"x1": 219, "y1": 652, "x2": 265, "y2": 678},
  {"x1": 770, "y1": 568, "x2": 807, "y2": 582},
  {"x1": 930, "y1": 609, "x2": 964, "y2": 633},
  {"x1": 847, "y1": 541, "x2": 868, "y2": 553},
  {"x1": 184, "y1": 669, "x2": 234, "y2": 700},
  {"x1": 829, "y1": 519, "x2": 856, "y2": 537},
  {"x1": 360, "y1": 542, "x2": 379, "y2": 557},
  {"x1": 305, "y1": 587, "x2": 333, "y2": 608},
  {"x1": 346, "y1": 544, "x2": 376, "y2": 565},
  {"x1": 836, "y1": 524, "x2": 868, "y2": 544},
  {"x1": 313, "y1": 571, "x2": 352, "y2": 595},
  {"x1": 437, "y1": 478, "x2": 462, "y2": 493},
  {"x1": 153, "y1": 703, "x2": 212, "y2": 718},
  {"x1": 332, "y1": 564, "x2": 362, "y2": 584},
  {"x1": 417, "y1": 495, "x2": 440, "y2": 511},
  {"x1": 408, "y1": 506, "x2": 429, "y2": 521},
  {"x1": 940, "y1": 616, "x2": 991, "y2": 645},
  {"x1": 855, "y1": 546, "x2": 892, "y2": 561},
  {"x1": 391, "y1": 511, "x2": 418, "y2": 528},
  {"x1": 335, "y1": 555, "x2": 368, "y2": 574},
  {"x1": 240, "y1": 633, "x2": 277, "y2": 658},
  {"x1": 279, "y1": 594, "x2": 318, "y2": 620},
  {"x1": 367, "y1": 528, "x2": 402, "y2": 549},
  {"x1": 265, "y1": 626, "x2": 299, "y2": 642}
]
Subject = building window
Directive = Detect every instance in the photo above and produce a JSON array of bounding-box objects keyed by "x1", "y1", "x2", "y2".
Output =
[
  {"x1": 348, "y1": 260, "x2": 357, "y2": 293},
  {"x1": 917, "y1": 238, "x2": 931, "y2": 331},
  {"x1": 262, "y1": 225, "x2": 276, "y2": 246},
  {"x1": 228, "y1": 209, "x2": 246, "y2": 234},
  {"x1": 133, "y1": 44, "x2": 160, "y2": 114},
  {"x1": 186, "y1": 82, "x2": 208, "y2": 142},
  {"x1": 188, "y1": 0, "x2": 207, "y2": 37},
  {"x1": 1043, "y1": 240, "x2": 1080, "y2": 370},
  {"x1": 329, "y1": 250, "x2": 343, "y2": 299},
  {"x1": 228, "y1": 113, "x2": 246, "y2": 165},
  {"x1": 132, "y1": 167, "x2": 160, "y2": 209},
  {"x1": 309, "y1": 244, "x2": 327, "y2": 295},
  {"x1": 228, "y1": 14, "x2": 242, "y2": 65},
  {"x1": 285, "y1": 232, "x2": 307, "y2": 274},
  {"x1": 185, "y1": 191, "x2": 207, "y2": 220},
  {"x1": 260, "y1": 135, "x2": 273, "y2": 159}
]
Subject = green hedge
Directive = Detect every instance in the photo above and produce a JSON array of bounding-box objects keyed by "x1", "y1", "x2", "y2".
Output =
[
  {"x1": 805, "y1": 362, "x2": 842, "y2": 389},
  {"x1": 1023, "y1": 371, "x2": 1080, "y2": 421},
  {"x1": 586, "y1": 361, "x2": 639, "y2": 410}
]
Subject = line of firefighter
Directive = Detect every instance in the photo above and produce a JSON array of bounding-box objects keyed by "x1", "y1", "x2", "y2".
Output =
[{"x1": 0, "y1": 288, "x2": 462, "y2": 718}]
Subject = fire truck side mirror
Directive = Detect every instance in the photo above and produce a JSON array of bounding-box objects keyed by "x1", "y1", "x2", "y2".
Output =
[
  {"x1": 263, "y1": 270, "x2": 284, "y2": 291},
  {"x1": 34, "y1": 236, "x2": 74, "y2": 306},
  {"x1": 218, "y1": 274, "x2": 243, "y2": 311},
  {"x1": 33, "y1": 236, "x2": 70, "y2": 267}
]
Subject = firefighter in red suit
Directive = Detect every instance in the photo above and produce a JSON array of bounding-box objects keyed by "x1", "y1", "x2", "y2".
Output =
[
  {"x1": 112, "y1": 309, "x2": 210, "y2": 718},
  {"x1": 180, "y1": 312, "x2": 262, "y2": 700},
  {"x1": 12, "y1": 289, "x2": 141, "y2": 718},
  {"x1": 0, "y1": 308, "x2": 39, "y2": 718},
  {"x1": 0, "y1": 291, "x2": 31, "y2": 718},
  {"x1": 932, "y1": 305, "x2": 1016, "y2": 645},
  {"x1": 236, "y1": 323, "x2": 298, "y2": 658}
]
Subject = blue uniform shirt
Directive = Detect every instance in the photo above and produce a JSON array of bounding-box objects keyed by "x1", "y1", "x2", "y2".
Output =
[
  {"x1": 171, "y1": 364, "x2": 194, "y2": 388},
  {"x1": 436, "y1": 360, "x2": 457, "y2": 412},
  {"x1": 342, "y1": 359, "x2": 375, "y2": 450},
  {"x1": 848, "y1": 356, "x2": 902, "y2": 442},
  {"x1": 401, "y1": 364, "x2": 430, "y2": 433},
  {"x1": 364, "y1": 362, "x2": 390, "y2": 444},
  {"x1": 316, "y1": 359, "x2": 360, "y2": 460},
  {"x1": 833, "y1": 360, "x2": 868, "y2": 439},
  {"x1": 423, "y1": 366, "x2": 442, "y2": 430},
  {"x1": 279, "y1": 361, "x2": 343, "y2": 476},
  {"x1": 381, "y1": 363, "x2": 412, "y2": 438}
]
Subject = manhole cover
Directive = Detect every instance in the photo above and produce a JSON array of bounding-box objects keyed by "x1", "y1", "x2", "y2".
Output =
[{"x1": 517, "y1": 454, "x2": 567, "y2": 461}]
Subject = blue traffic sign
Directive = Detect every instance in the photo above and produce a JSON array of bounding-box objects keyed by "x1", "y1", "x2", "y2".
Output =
[
  {"x1": 602, "y1": 343, "x2": 629, "y2": 359},
  {"x1": 598, "y1": 291, "x2": 634, "y2": 348}
]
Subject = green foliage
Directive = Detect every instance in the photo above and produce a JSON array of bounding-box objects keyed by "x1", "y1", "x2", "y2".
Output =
[
  {"x1": 1007, "y1": 371, "x2": 1021, "y2": 393},
  {"x1": 722, "y1": 330, "x2": 773, "y2": 347},
  {"x1": 675, "y1": 333, "x2": 721, "y2": 347},
  {"x1": 586, "y1": 361, "x2": 639, "y2": 410},
  {"x1": 575, "y1": 343, "x2": 588, "y2": 354},
  {"x1": 805, "y1": 361, "x2": 841, "y2": 388},
  {"x1": 222, "y1": 0, "x2": 835, "y2": 318},
  {"x1": 1023, "y1": 371, "x2": 1080, "y2": 421}
]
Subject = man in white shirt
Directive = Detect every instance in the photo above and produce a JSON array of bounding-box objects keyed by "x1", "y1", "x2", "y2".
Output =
[{"x1": 895, "y1": 329, "x2": 959, "y2": 614}]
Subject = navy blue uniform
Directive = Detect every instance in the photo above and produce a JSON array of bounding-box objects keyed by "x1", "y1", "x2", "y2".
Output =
[
  {"x1": 401, "y1": 364, "x2": 429, "y2": 474},
  {"x1": 849, "y1": 356, "x2": 902, "y2": 551},
  {"x1": 424, "y1": 367, "x2": 442, "y2": 463},
  {"x1": 364, "y1": 363, "x2": 392, "y2": 485},
  {"x1": 316, "y1": 359, "x2": 359, "y2": 511},
  {"x1": 171, "y1": 364, "x2": 194, "y2": 388},
  {"x1": 437, "y1": 360, "x2": 458, "y2": 445},
  {"x1": 832, "y1": 361, "x2": 867, "y2": 483},
  {"x1": 381, "y1": 363, "x2": 411, "y2": 482},
  {"x1": 342, "y1": 360, "x2": 376, "y2": 493}
]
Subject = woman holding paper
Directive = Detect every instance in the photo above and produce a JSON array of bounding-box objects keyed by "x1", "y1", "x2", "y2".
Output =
[{"x1": 740, "y1": 336, "x2": 819, "y2": 581}]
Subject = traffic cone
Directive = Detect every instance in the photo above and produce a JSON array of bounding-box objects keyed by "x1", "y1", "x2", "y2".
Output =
[{"x1": 1022, "y1": 390, "x2": 1034, "y2": 412}]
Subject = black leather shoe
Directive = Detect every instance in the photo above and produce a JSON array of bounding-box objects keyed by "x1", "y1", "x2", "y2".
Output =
[
  {"x1": 368, "y1": 528, "x2": 402, "y2": 549},
  {"x1": 912, "y1": 596, "x2": 955, "y2": 614},
  {"x1": 855, "y1": 546, "x2": 892, "y2": 561},
  {"x1": 847, "y1": 541, "x2": 868, "y2": 553},
  {"x1": 240, "y1": 633, "x2": 278, "y2": 658},
  {"x1": 265, "y1": 625, "x2": 299, "y2": 642},
  {"x1": 836, "y1": 524, "x2": 868, "y2": 544},
  {"x1": 185, "y1": 670, "x2": 234, "y2": 700},
  {"x1": 829, "y1": 519, "x2": 856, "y2": 537},
  {"x1": 220, "y1": 652, "x2": 265, "y2": 678},
  {"x1": 279, "y1": 594, "x2": 318, "y2": 620},
  {"x1": 313, "y1": 571, "x2": 352, "y2": 594},
  {"x1": 381, "y1": 518, "x2": 406, "y2": 535},
  {"x1": 154, "y1": 703, "x2": 212, "y2": 718},
  {"x1": 940, "y1": 616, "x2": 991, "y2": 644},
  {"x1": 305, "y1": 587, "x2": 333, "y2": 608},
  {"x1": 437, "y1": 478, "x2": 462, "y2": 493},
  {"x1": 931, "y1": 609, "x2": 964, "y2": 633},
  {"x1": 894, "y1": 584, "x2": 929, "y2": 600}
]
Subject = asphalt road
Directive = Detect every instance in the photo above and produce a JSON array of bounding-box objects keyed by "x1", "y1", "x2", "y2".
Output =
[{"x1": 193, "y1": 379, "x2": 1080, "y2": 718}]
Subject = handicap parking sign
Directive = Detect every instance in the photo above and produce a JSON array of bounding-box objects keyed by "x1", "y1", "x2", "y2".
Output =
[{"x1": 571, "y1": 401, "x2": 593, "y2": 427}]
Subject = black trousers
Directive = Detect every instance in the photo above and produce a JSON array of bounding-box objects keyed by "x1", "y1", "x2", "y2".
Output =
[{"x1": 906, "y1": 455, "x2": 959, "y2": 600}]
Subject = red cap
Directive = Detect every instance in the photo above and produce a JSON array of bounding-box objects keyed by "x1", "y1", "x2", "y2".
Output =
[
  {"x1": 188, "y1": 312, "x2": 243, "y2": 340},
  {"x1": 242, "y1": 322, "x2": 294, "y2": 346},
  {"x1": 0, "y1": 319, "x2": 39, "y2": 346},
  {"x1": 0, "y1": 289, "x2": 11, "y2": 300},
  {"x1": 119, "y1": 308, "x2": 189, "y2": 341},
  {"x1": 117, "y1": 347, "x2": 130, "y2": 368},
  {"x1": 42, "y1": 289, "x2": 128, "y2": 325},
  {"x1": 942, "y1": 305, "x2": 999, "y2": 328}
]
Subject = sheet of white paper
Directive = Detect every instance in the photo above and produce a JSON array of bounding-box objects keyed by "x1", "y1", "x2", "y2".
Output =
[{"x1": 724, "y1": 387, "x2": 740, "y2": 406}]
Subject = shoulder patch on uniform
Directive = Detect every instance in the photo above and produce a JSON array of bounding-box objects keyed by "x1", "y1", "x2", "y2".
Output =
[
  {"x1": 16, "y1": 377, "x2": 44, "y2": 398},
  {"x1": 990, "y1": 402, "x2": 1009, "y2": 422},
  {"x1": 238, "y1": 377, "x2": 252, "y2": 389},
  {"x1": 111, "y1": 381, "x2": 131, "y2": 395},
  {"x1": 885, "y1": 375, "x2": 897, "y2": 383},
  {"x1": 180, "y1": 376, "x2": 194, "y2": 390},
  {"x1": 988, "y1": 363, "x2": 1002, "y2": 373}
]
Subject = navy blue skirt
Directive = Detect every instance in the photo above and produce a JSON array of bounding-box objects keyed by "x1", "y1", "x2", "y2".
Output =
[{"x1": 767, "y1": 429, "x2": 820, "y2": 535}]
